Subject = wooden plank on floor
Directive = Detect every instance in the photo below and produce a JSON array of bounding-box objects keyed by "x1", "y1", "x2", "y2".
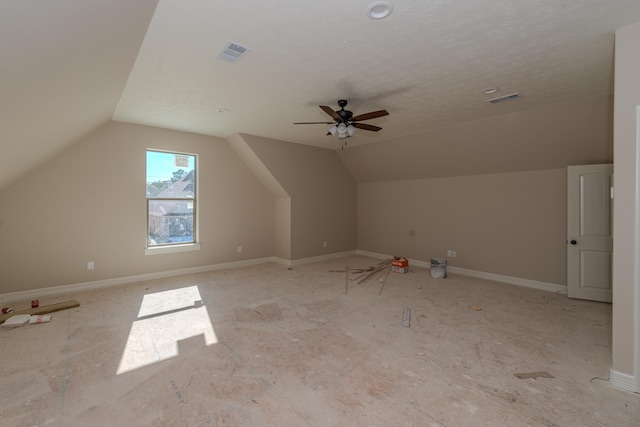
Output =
[
  {"x1": 402, "y1": 308, "x2": 411, "y2": 327},
  {"x1": 354, "y1": 259, "x2": 392, "y2": 285},
  {"x1": 514, "y1": 371, "x2": 554, "y2": 380},
  {"x1": 378, "y1": 267, "x2": 392, "y2": 296},
  {"x1": 0, "y1": 300, "x2": 80, "y2": 324}
]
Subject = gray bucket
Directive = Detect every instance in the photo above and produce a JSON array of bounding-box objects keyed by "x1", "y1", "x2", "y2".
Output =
[{"x1": 431, "y1": 258, "x2": 447, "y2": 279}]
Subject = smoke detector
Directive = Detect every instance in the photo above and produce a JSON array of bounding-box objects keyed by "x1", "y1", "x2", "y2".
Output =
[{"x1": 367, "y1": 1, "x2": 393, "y2": 19}]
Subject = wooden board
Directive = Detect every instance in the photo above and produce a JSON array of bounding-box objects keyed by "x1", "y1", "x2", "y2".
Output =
[
  {"x1": 378, "y1": 267, "x2": 391, "y2": 296},
  {"x1": 514, "y1": 371, "x2": 554, "y2": 380},
  {"x1": 354, "y1": 259, "x2": 391, "y2": 284},
  {"x1": 0, "y1": 300, "x2": 80, "y2": 324},
  {"x1": 402, "y1": 308, "x2": 411, "y2": 327}
]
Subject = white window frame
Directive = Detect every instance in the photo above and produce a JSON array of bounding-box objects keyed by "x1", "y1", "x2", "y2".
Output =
[{"x1": 145, "y1": 149, "x2": 200, "y2": 255}]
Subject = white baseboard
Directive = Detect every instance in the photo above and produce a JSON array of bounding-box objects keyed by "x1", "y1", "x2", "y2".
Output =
[
  {"x1": 287, "y1": 250, "x2": 357, "y2": 267},
  {"x1": 272, "y1": 256, "x2": 291, "y2": 267},
  {"x1": 0, "y1": 251, "x2": 358, "y2": 303},
  {"x1": 0, "y1": 256, "x2": 276, "y2": 303},
  {"x1": 356, "y1": 250, "x2": 566, "y2": 293},
  {"x1": 356, "y1": 249, "x2": 393, "y2": 261},
  {"x1": 609, "y1": 369, "x2": 637, "y2": 393},
  {"x1": 0, "y1": 250, "x2": 567, "y2": 303},
  {"x1": 446, "y1": 266, "x2": 566, "y2": 293}
]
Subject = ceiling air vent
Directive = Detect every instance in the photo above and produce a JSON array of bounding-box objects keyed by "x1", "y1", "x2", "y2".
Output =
[
  {"x1": 486, "y1": 93, "x2": 521, "y2": 104},
  {"x1": 218, "y1": 42, "x2": 250, "y2": 64}
]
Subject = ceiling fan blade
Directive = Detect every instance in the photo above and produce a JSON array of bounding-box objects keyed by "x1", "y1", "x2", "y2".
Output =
[
  {"x1": 294, "y1": 121, "x2": 335, "y2": 124},
  {"x1": 353, "y1": 123, "x2": 382, "y2": 132},
  {"x1": 319, "y1": 105, "x2": 341, "y2": 121},
  {"x1": 351, "y1": 109, "x2": 389, "y2": 121}
]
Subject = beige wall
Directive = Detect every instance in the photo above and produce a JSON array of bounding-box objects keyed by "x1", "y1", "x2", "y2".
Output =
[
  {"x1": 238, "y1": 134, "x2": 357, "y2": 260},
  {"x1": 358, "y1": 169, "x2": 567, "y2": 284},
  {"x1": 612, "y1": 21, "x2": 640, "y2": 384},
  {"x1": 339, "y1": 95, "x2": 613, "y2": 183},
  {"x1": 0, "y1": 122, "x2": 275, "y2": 293},
  {"x1": 351, "y1": 95, "x2": 613, "y2": 287},
  {"x1": 226, "y1": 133, "x2": 291, "y2": 259}
]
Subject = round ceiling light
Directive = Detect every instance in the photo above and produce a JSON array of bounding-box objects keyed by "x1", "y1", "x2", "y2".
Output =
[
  {"x1": 216, "y1": 107, "x2": 230, "y2": 113},
  {"x1": 367, "y1": 1, "x2": 393, "y2": 19}
]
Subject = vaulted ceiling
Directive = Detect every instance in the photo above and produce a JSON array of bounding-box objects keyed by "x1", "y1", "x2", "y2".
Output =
[{"x1": 2, "y1": 0, "x2": 640, "y2": 190}]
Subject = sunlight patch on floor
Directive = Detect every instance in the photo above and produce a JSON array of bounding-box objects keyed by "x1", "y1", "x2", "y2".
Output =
[{"x1": 117, "y1": 285, "x2": 217, "y2": 374}]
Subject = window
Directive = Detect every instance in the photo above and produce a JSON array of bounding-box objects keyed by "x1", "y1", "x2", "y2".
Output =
[{"x1": 146, "y1": 150, "x2": 197, "y2": 249}]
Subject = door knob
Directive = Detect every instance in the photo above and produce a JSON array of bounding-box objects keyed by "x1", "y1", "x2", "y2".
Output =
[{"x1": 570, "y1": 240, "x2": 577, "y2": 245}]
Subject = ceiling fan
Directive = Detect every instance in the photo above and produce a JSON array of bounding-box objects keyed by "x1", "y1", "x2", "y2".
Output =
[{"x1": 294, "y1": 99, "x2": 389, "y2": 139}]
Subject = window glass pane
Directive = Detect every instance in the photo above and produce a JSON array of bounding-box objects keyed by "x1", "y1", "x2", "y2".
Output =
[
  {"x1": 146, "y1": 151, "x2": 196, "y2": 198},
  {"x1": 148, "y1": 199, "x2": 194, "y2": 246},
  {"x1": 146, "y1": 150, "x2": 196, "y2": 248}
]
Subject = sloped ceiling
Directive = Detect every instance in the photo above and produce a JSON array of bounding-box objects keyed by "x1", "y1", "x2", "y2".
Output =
[
  {"x1": 2, "y1": 0, "x2": 640, "y2": 190},
  {"x1": 0, "y1": 0, "x2": 159, "y2": 190}
]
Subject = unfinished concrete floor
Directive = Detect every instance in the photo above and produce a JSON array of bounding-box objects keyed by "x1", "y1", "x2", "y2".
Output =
[{"x1": 1, "y1": 255, "x2": 638, "y2": 426}]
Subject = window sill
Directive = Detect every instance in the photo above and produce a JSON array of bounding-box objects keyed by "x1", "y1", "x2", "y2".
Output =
[{"x1": 145, "y1": 243, "x2": 201, "y2": 256}]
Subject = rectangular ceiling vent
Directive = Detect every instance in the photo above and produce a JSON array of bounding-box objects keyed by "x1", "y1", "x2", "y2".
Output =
[
  {"x1": 486, "y1": 93, "x2": 521, "y2": 104},
  {"x1": 218, "y1": 42, "x2": 250, "y2": 64}
]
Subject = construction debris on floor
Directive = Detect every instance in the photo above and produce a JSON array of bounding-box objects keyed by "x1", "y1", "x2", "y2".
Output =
[
  {"x1": 391, "y1": 257, "x2": 409, "y2": 273},
  {"x1": 402, "y1": 308, "x2": 411, "y2": 327},
  {"x1": 514, "y1": 371, "x2": 555, "y2": 380},
  {"x1": 332, "y1": 259, "x2": 393, "y2": 295},
  {"x1": 1, "y1": 257, "x2": 637, "y2": 426},
  {"x1": 0, "y1": 299, "x2": 80, "y2": 325}
]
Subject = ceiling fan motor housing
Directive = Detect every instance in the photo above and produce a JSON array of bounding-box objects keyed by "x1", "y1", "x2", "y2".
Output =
[
  {"x1": 336, "y1": 99, "x2": 352, "y2": 122},
  {"x1": 337, "y1": 109, "x2": 353, "y2": 122}
]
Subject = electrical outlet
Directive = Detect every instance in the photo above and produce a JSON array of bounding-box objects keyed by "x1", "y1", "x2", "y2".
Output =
[
  {"x1": 323, "y1": 241, "x2": 327, "y2": 248},
  {"x1": 87, "y1": 261, "x2": 94, "y2": 270},
  {"x1": 237, "y1": 246, "x2": 242, "y2": 253},
  {"x1": 447, "y1": 250, "x2": 452, "y2": 257}
]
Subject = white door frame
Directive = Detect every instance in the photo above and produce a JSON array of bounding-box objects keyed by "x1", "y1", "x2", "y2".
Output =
[{"x1": 635, "y1": 108, "x2": 640, "y2": 393}]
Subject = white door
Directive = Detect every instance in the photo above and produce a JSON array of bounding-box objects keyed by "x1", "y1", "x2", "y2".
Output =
[{"x1": 567, "y1": 164, "x2": 613, "y2": 302}]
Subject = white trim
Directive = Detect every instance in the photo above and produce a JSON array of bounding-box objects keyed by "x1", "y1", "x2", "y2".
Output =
[
  {"x1": 0, "y1": 256, "x2": 274, "y2": 303},
  {"x1": 610, "y1": 368, "x2": 637, "y2": 393},
  {"x1": 356, "y1": 250, "x2": 566, "y2": 293},
  {"x1": 272, "y1": 256, "x2": 292, "y2": 267},
  {"x1": 145, "y1": 242, "x2": 201, "y2": 255},
  {"x1": 0, "y1": 250, "x2": 566, "y2": 305},
  {"x1": 356, "y1": 249, "x2": 393, "y2": 261},
  {"x1": 634, "y1": 106, "x2": 640, "y2": 393},
  {"x1": 447, "y1": 266, "x2": 567, "y2": 293},
  {"x1": 288, "y1": 250, "x2": 358, "y2": 267}
]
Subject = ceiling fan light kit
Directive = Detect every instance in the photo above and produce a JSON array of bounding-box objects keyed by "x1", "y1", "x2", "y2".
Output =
[{"x1": 330, "y1": 123, "x2": 355, "y2": 139}]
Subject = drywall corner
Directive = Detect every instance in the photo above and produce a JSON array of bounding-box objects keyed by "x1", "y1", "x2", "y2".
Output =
[
  {"x1": 226, "y1": 133, "x2": 289, "y2": 198},
  {"x1": 227, "y1": 133, "x2": 292, "y2": 261}
]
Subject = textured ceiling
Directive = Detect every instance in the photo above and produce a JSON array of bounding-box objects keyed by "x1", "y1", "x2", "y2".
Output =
[
  {"x1": 2, "y1": 0, "x2": 640, "y2": 190},
  {"x1": 114, "y1": 0, "x2": 640, "y2": 149}
]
